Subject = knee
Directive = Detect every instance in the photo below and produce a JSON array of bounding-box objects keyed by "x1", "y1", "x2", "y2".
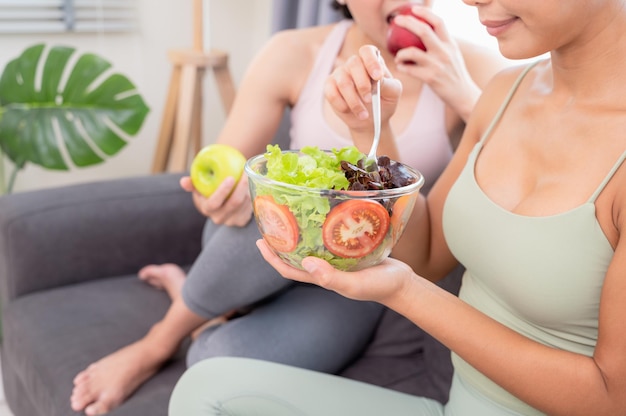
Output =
[
  {"x1": 186, "y1": 325, "x2": 239, "y2": 367},
  {"x1": 169, "y1": 357, "x2": 232, "y2": 415}
]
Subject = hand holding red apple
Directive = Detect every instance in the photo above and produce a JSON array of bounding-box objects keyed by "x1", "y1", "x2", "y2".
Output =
[
  {"x1": 386, "y1": 3, "x2": 434, "y2": 56},
  {"x1": 386, "y1": 4, "x2": 484, "y2": 123}
]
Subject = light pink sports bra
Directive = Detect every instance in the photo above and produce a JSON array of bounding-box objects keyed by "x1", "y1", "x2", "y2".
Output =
[{"x1": 289, "y1": 20, "x2": 453, "y2": 194}]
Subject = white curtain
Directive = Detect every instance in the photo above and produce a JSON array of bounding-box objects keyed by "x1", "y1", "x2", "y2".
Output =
[{"x1": 271, "y1": 0, "x2": 344, "y2": 32}]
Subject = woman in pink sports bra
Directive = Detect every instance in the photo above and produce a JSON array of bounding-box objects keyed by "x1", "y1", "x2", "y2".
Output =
[{"x1": 70, "y1": 2, "x2": 507, "y2": 415}]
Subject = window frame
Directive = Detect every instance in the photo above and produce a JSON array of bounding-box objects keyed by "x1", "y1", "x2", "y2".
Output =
[{"x1": 0, "y1": 0, "x2": 138, "y2": 34}]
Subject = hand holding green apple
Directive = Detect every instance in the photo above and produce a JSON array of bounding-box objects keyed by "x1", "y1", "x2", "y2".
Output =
[{"x1": 190, "y1": 144, "x2": 247, "y2": 198}]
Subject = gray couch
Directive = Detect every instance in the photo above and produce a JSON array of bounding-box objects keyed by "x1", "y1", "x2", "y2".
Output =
[{"x1": 0, "y1": 172, "x2": 461, "y2": 416}]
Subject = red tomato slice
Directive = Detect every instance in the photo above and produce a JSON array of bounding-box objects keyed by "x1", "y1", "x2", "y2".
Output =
[
  {"x1": 254, "y1": 195, "x2": 299, "y2": 253},
  {"x1": 390, "y1": 195, "x2": 415, "y2": 245},
  {"x1": 322, "y1": 199, "x2": 390, "y2": 258}
]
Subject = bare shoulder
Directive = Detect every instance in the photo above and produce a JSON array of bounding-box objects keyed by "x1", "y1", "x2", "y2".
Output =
[
  {"x1": 262, "y1": 24, "x2": 336, "y2": 73},
  {"x1": 469, "y1": 63, "x2": 536, "y2": 132},
  {"x1": 482, "y1": 60, "x2": 550, "y2": 105},
  {"x1": 243, "y1": 23, "x2": 338, "y2": 104},
  {"x1": 455, "y1": 38, "x2": 512, "y2": 88}
]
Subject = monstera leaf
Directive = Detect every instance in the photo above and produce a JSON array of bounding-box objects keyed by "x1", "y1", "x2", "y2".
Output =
[{"x1": 0, "y1": 44, "x2": 149, "y2": 187}]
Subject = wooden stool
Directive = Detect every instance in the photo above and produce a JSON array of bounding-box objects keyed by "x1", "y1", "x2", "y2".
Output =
[{"x1": 151, "y1": 0, "x2": 236, "y2": 173}]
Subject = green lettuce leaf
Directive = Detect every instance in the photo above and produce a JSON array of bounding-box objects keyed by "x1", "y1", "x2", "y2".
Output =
[{"x1": 257, "y1": 144, "x2": 367, "y2": 270}]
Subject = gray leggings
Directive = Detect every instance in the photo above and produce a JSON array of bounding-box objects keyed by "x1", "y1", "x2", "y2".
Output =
[
  {"x1": 181, "y1": 220, "x2": 385, "y2": 371},
  {"x1": 168, "y1": 357, "x2": 526, "y2": 415}
]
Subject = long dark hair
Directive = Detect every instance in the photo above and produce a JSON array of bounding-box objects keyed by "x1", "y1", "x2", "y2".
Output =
[{"x1": 330, "y1": 1, "x2": 352, "y2": 19}]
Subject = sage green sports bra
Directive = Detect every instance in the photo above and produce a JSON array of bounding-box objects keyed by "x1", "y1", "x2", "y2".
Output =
[{"x1": 442, "y1": 62, "x2": 625, "y2": 415}]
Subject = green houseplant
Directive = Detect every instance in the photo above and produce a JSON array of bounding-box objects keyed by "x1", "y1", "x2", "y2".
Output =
[{"x1": 0, "y1": 43, "x2": 149, "y2": 193}]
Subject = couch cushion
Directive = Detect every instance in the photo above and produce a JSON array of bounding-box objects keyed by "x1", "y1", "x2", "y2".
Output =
[
  {"x1": 340, "y1": 309, "x2": 451, "y2": 402},
  {"x1": 2, "y1": 274, "x2": 185, "y2": 416}
]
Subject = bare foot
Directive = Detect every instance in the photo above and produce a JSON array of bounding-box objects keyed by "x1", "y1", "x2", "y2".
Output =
[
  {"x1": 138, "y1": 263, "x2": 185, "y2": 301},
  {"x1": 70, "y1": 336, "x2": 174, "y2": 415}
]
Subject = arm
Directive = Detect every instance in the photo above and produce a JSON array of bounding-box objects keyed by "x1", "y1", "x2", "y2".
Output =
[
  {"x1": 214, "y1": 29, "x2": 311, "y2": 158},
  {"x1": 258, "y1": 237, "x2": 626, "y2": 415},
  {"x1": 184, "y1": 28, "x2": 321, "y2": 226},
  {"x1": 386, "y1": 225, "x2": 626, "y2": 416},
  {"x1": 258, "y1": 68, "x2": 626, "y2": 415}
]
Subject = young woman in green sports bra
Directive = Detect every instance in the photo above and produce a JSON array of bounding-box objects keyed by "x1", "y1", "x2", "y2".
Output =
[{"x1": 169, "y1": 0, "x2": 626, "y2": 414}]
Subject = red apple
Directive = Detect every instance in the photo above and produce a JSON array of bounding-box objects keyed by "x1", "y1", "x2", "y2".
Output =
[{"x1": 386, "y1": 3, "x2": 434, "y2": 56}]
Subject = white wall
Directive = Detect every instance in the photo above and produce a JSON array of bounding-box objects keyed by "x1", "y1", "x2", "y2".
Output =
[
  {"x1": 434, "y1": 1, "x2": 500, "y2": 51},
  {"x1": 0, "y1": 0, "x2": 496, "y2": 193},
  {"x1": 0, "y1": 0, "x2": 273, "y2": 193}
]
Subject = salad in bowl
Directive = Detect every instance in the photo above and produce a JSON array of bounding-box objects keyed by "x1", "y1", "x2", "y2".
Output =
[{"x1": 246, "y1": 145, "x2": 424, "y2": 271}]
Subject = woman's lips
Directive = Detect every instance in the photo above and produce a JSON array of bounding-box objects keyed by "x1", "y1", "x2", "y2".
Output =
[{"x1": 481, "y1": 17, "x2": 517, "y2": 37}]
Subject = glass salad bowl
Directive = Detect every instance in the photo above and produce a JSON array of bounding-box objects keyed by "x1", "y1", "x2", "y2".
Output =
[{"x1": 246, "y1": 146, "x2": 424, "y2": 271}]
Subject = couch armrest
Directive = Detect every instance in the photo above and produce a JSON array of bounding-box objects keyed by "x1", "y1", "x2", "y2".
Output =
[{"x1": 0, "y1": 173, "x2": 204, "y2": 303}]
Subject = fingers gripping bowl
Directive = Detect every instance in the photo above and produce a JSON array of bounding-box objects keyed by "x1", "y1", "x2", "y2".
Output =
[{"x1": 246, "y1": 145, "x2": 424, "y2": 271}]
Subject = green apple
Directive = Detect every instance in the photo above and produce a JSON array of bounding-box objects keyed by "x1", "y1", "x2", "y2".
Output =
[{"x1": 190, "y1": 144, "x2": 247, "y2": 197}]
